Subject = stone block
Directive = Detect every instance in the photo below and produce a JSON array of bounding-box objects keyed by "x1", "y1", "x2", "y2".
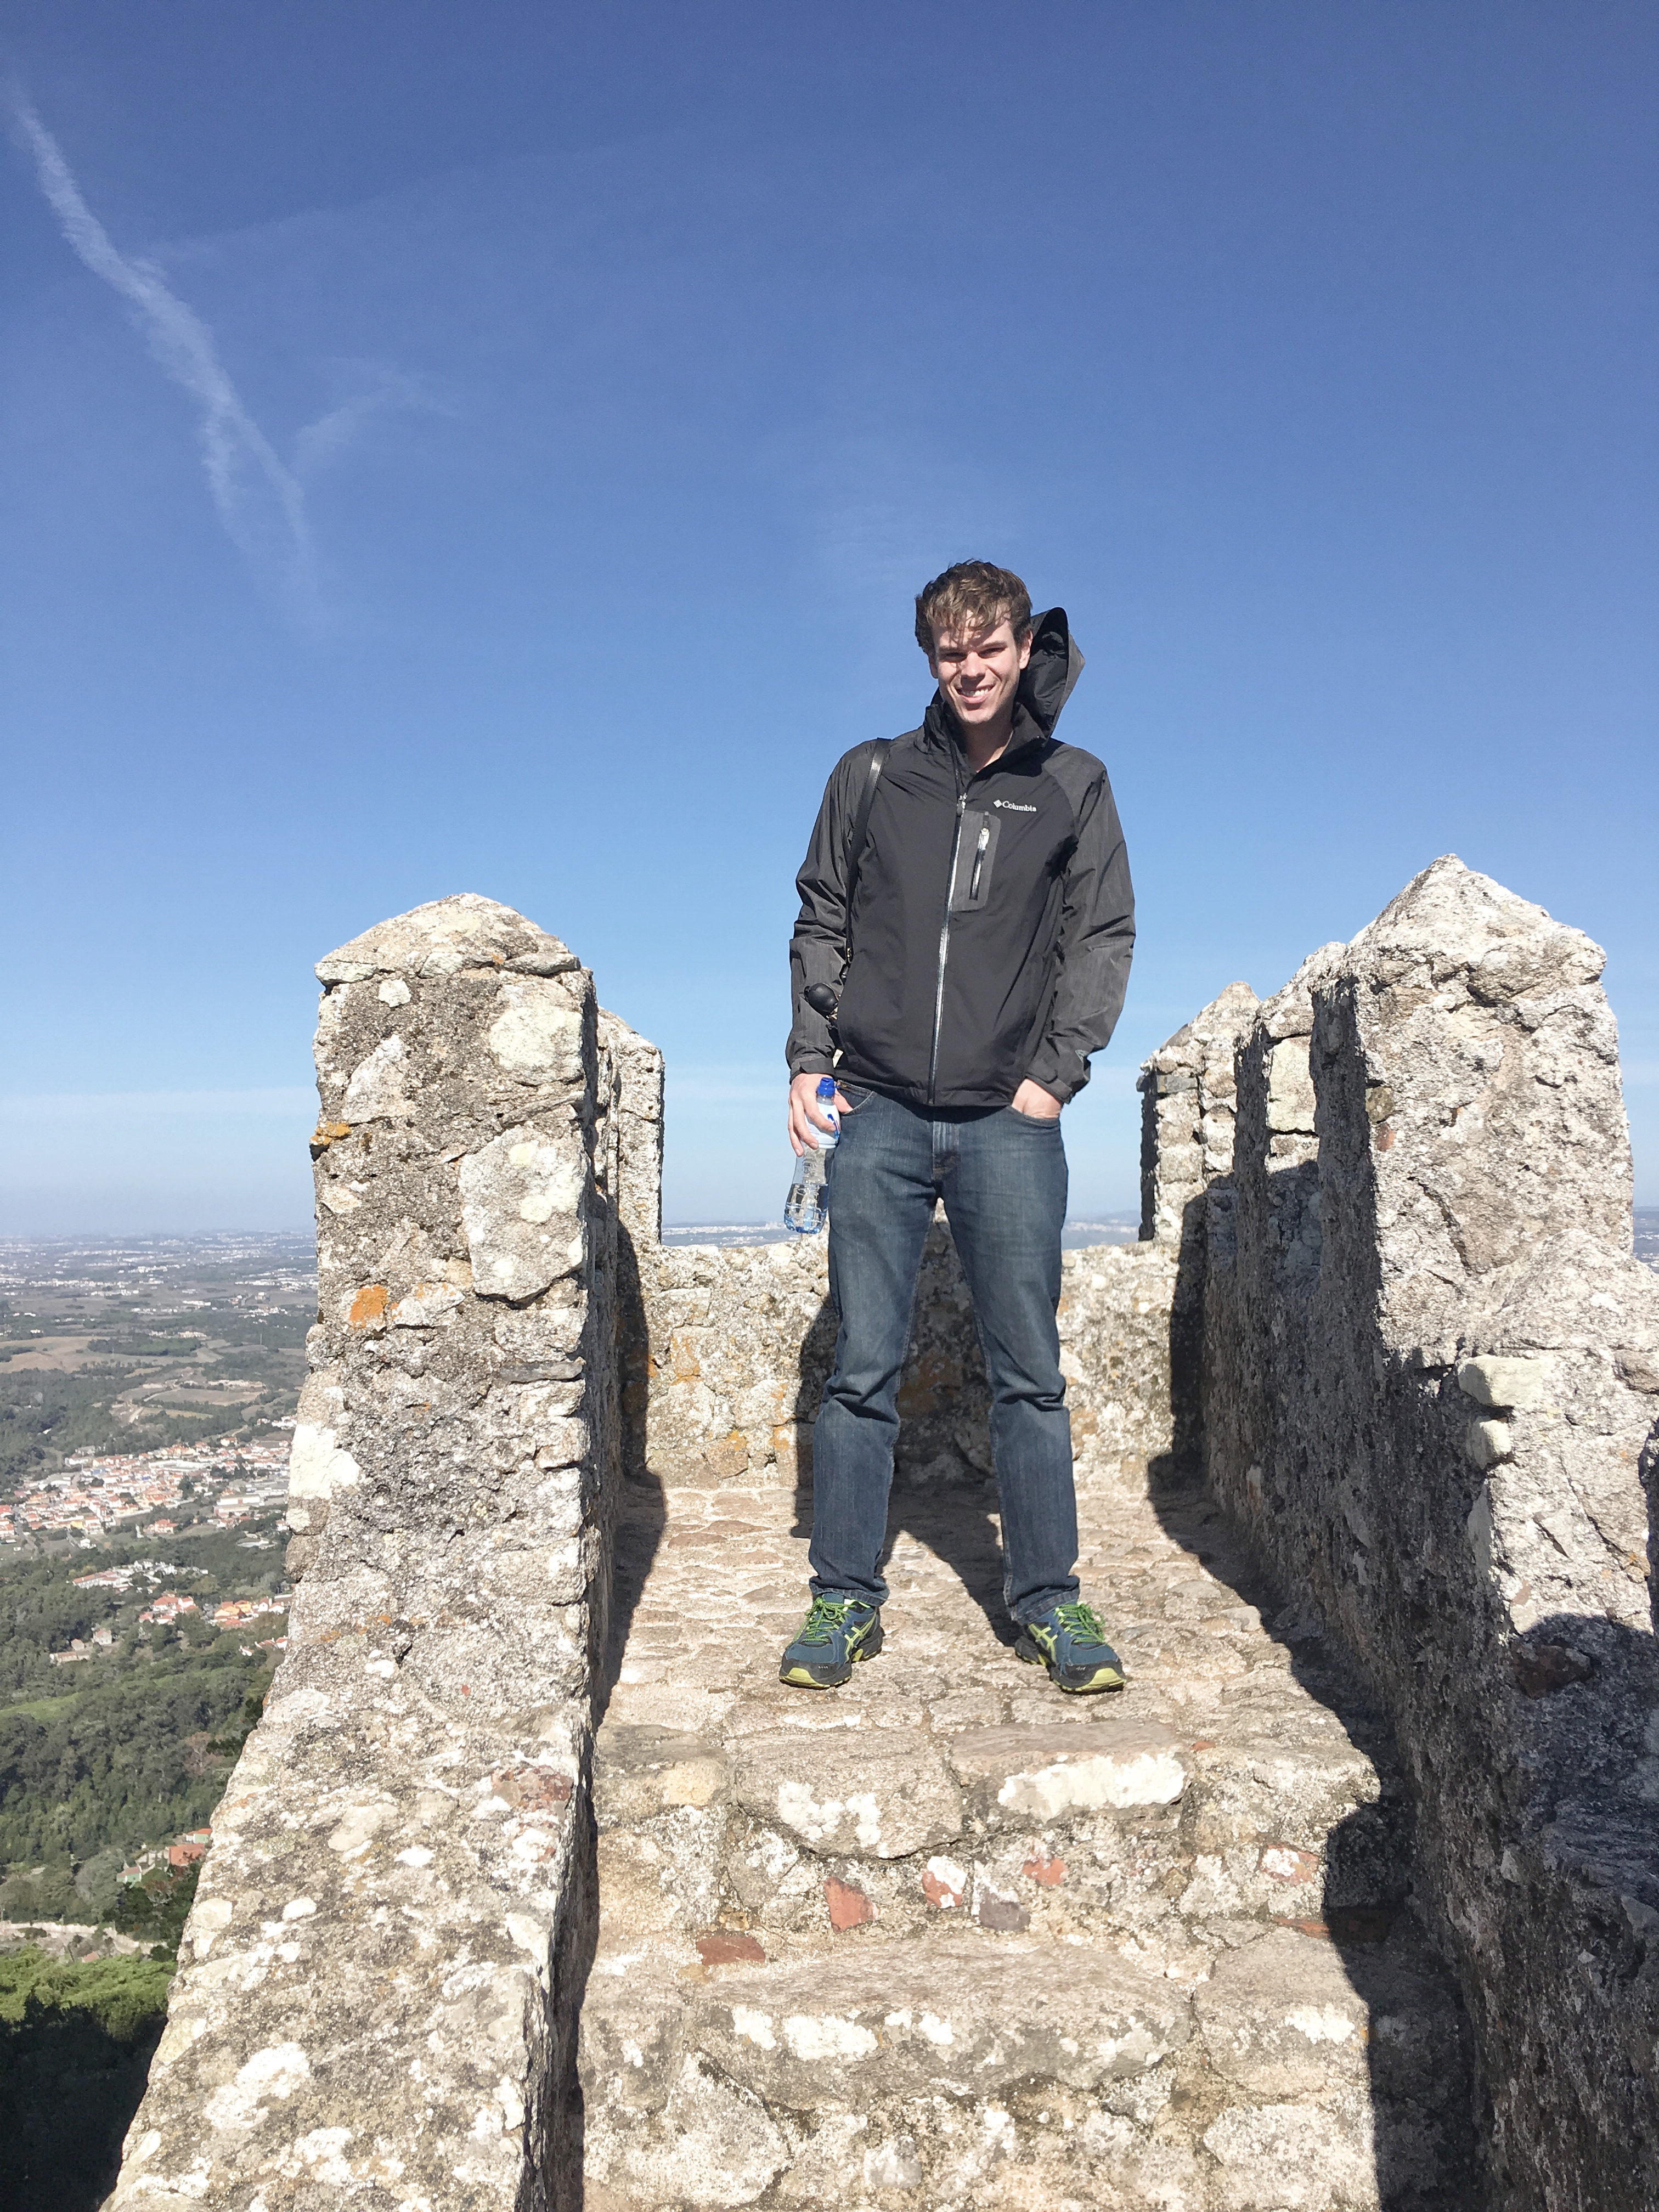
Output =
[
  {"x1": 1266, "y1": 1038, "x2": 1317, "y2": 1135},
  {"x1": 731, "y1": 1730, "x2": 962, "y2": 1860},
  {"x1": 1181, "y1": 1736, "x2": 1383, "y2": 1864},
  {"x1": 945, "y1": 1723, "x2": 1186, "y2": 1821},
  {"x1": 460, "y1": 1128, "x2": 587, "y2": 1301},
  {"x1": 593, "y1": 1726, "x2": 727, "y2": 1824},
  {"x1": 1194, "y1": 1927, "x2": 1370, "y2": 2097},
  {"x1": 1464, "y1": 1417, "x2": 1513, "y2": 1469},
  {"x1": 579, "y1": 1980, "x2": 690, "y2": 2114},
  {"x1": 1202, "y1": 2099, "x2": 1378, "y2": 2210},
  {"x1": 585, "y1": 2051, "x2": 788, "y2": 2207},
  {"x1": 691, "y1": 1941, "x2": 1190, "y2": 2106},
  {"x1": 1457, "y1": 1355, "x2": 1550, "y2": 1410}
]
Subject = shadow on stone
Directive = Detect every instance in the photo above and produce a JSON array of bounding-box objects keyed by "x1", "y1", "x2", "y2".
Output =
[
  {"x1": 594, "y1": 1468, "x2": 668, "y2": 1725},
  {"x1": 597, "y1": 1221, "x2": 668, "y2": 1723},
  {"x1": 1159, "y1": 1203, "x2": 1495, "y2": 2203},
  {"x1": 1147, "y1": 1195, "x2": 1483, "y2": 2204},
  {"x1": 1474, "y1": 1605, "x2": 1659, "y2": 2197},
  {"x1": 537, "y1": 1790, "x2": 600, "y2": 2212},
  {"x1": 0, "y1": 1980, "x2": 164, "y2": 2212},
  {"x1": 1146, "y1": 1194, "x2": 1209, "y2": 1503},
  {"x1": 787, "y1": 1288, "x2": 839, "y2": 1548},
  {"x1": 887, "y1": 1475, "x2": 1014, "y2": 1647},
  {"x1": 560, "y1": 1218, "x2": 667, "y2": 2206},
  {"x1": 1148, "y1": 1468, "x2": 1485, "y2": 2208}
]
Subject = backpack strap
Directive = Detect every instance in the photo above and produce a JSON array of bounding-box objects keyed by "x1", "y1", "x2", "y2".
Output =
[{"x1": 841, "y1": 739, "x2": 891, "y2": 959}]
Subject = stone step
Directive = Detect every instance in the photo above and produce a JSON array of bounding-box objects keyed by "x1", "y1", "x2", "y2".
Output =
[
  {"x1": 593, "y1": 1707, "x2": 1404, "y2": 1957},
  {"x1": 583, "y1": 1466, "x2": 1478, "y2": 2208},
  {"x1": 580, "y1": 1915, "x2": 1472, "y2": 2209}
]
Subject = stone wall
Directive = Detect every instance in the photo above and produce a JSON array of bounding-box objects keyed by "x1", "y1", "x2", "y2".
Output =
[
  {"x1": 1156, "y1": 858, "x2": 1659, "y2": 2210},
  {"x1": 109, "y1": 896, "x2": 624, "y2": 2211},
  {"x1": 638, "y1": 1229, "x2": 1178, "y2": 1497},
  {"x1": 602, "y1": 1015, "x2": 1180, "y2": 1497},
  {"x1": 109, "y1": 864, "x2": 1656, "y2": 2209}
]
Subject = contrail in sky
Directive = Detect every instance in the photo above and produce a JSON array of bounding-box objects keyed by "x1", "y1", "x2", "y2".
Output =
[{"x1": 10, "y1": 93, "x2": 315, "y2": 602}]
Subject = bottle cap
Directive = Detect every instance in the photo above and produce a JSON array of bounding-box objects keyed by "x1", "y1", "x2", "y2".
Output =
[{"x1": 816, "y1": 1077, "x2": 836, "y2": 1098}]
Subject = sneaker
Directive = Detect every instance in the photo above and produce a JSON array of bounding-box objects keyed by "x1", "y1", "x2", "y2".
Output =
[
  {"x1": 779, "y1": 1595, "x2": 884, "y2": 1689},
  {"x1": 1014, "y1": 1600, "x2": 1126, "y2": 1694}
]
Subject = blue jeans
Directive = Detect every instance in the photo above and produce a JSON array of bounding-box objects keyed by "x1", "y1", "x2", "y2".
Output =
[{"x1": 809, "y1": 1085, "x2": 1079, "y2": 1624}]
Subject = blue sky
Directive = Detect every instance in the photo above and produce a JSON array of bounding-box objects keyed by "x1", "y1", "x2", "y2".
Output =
[{"x1": 2, "y1": 1, "x2": 1654, "y2": 1231}]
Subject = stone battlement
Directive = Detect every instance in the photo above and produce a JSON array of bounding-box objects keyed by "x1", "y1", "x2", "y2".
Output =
[{"x1": 106, "y1": 862, "x2": 1656, "y2": 2211}]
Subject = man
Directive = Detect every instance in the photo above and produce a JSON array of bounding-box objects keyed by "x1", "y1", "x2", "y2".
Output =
[{"x1": 781, "y1": 560, "x2": 1136, "y2": 1694}]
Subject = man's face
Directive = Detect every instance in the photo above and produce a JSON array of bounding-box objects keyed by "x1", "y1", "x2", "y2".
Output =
[{"x1": 928, "y1": 617, "x2": 1033, "y2": 731}]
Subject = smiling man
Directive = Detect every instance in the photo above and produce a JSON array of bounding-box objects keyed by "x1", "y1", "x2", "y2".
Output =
[{"x1": 782, "y1": 560, "x2": 1136, "y2": 1694}]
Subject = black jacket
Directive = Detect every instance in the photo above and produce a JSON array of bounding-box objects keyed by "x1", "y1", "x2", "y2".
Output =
[{"x1": 788, "y1": 610, "x2": 1135, "y2": 1111}]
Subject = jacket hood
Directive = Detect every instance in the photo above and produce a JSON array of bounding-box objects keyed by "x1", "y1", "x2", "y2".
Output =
[
  {"x1": 1018, "y1": 607, "x2": 1084, "y2": 737},
  {"x1": 925, "y1": 607, "x2": 1084, "y2": 749}
]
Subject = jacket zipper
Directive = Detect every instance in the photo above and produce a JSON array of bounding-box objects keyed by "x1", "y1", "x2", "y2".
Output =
[
  {"x1": 969, "y1": 821, "x2": 990, "y2": 901},
  {"x1": 927, "y1": 789, "x2": 968, "y2": 1105}
]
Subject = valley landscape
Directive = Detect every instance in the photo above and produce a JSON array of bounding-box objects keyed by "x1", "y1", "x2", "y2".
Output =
[{"x1": 0, "y1": 1235, "x2": 309, "y2": 2209}]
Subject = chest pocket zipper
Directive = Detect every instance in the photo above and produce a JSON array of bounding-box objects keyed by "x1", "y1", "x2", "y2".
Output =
[{"x1": 950, "y1": 809, "x2": 1002, "y2": 911}]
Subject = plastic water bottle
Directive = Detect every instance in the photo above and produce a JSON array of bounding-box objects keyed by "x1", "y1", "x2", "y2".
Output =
[{"x1": 785, "y1": 1078, "x2": 839, "y2": 1234}]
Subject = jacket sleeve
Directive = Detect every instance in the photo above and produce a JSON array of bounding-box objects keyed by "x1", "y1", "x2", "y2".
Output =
[
  {"x1": 1024, "y1": 769, "x2": 1136, "y2": 1104},
  {"x1": 786, "y1": 746, "x2": 871, "y2": 1078}
]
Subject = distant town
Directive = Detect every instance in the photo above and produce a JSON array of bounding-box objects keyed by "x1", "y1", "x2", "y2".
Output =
[{"x1": 4, "y1": 1430, "x2": 293, "y2": 1551}]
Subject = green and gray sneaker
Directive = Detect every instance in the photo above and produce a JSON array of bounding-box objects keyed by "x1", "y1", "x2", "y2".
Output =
[
  {"x1": 779, "y1": 1595, "x2": 884, "y2": 1689},
  {"x1": 1015, "y1": 1600, "x2": 1126, "y2": 1694}
]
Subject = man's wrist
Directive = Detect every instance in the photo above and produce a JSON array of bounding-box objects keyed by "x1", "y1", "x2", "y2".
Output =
[
  {"x1": 1022, "y1": 1065, "x2": 1073, "y2": 1106},
  {"x1": 1011, "y1": 1076, "x2": 1063, "y2": 1118}
]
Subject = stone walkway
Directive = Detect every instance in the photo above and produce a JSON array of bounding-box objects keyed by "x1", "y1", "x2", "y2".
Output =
[{"x1": 579, "y1": 1456, "x2": 1479, "y2": 2210}]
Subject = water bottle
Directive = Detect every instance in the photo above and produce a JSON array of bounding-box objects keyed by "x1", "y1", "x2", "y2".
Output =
[{"x1": 785, "y1": 1078, "x2": 839, "y2": 1234}]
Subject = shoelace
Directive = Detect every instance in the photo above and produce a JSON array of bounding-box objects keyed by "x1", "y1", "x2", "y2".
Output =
[
  {"x1": 796, "y1": 1596, "x2": 856, "y2": 1646},
  {"x1": 1053, "y1": 1600, "x2": 1108, "y2": 1645}
]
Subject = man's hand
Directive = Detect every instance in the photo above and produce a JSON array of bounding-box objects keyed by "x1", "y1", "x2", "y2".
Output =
[
  {"x1": 789, "y1": 1071, "x2": 851, "y2": 1156},
  {"x1": 1010, "y1": 1079, "x2": 1062, "y2": 1120}
]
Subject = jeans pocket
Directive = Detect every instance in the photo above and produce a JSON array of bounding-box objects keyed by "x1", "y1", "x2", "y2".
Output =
[
  {"x1": 1007, "y1": 1103, "x2": 1062, "y2": 1127},
  {"x1": 837, "y1": 1081, "x2": 876, "y2": 1113}
]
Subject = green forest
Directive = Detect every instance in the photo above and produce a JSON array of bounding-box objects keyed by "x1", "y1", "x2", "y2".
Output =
[
  {"x1": 0, "y1": 1524, "x2": 284, "y2": 1918},
  {"x1": 0, "y1": 1518, "x2": 290, "y2": 2208}
]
